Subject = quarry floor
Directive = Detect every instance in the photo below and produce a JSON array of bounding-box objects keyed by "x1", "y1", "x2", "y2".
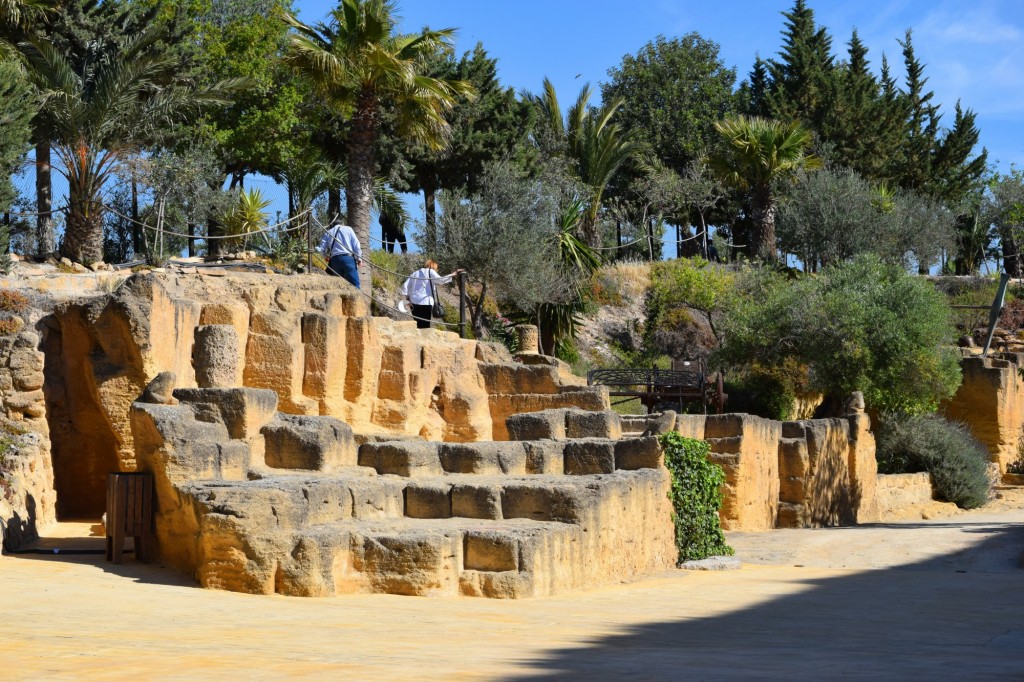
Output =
[{"x1": 3, "y1": 491, "x2": 1024, "y2": 681}]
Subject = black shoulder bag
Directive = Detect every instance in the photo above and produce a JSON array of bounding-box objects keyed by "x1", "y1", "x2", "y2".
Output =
[{"x1": 429, "y1": 273, "x2": 445, "y2": 319}]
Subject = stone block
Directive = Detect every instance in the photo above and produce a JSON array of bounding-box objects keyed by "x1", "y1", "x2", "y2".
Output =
[
  {"x1": 778, "y1": 437, "x2": 809, "y2": 477},
  {"x1": 348, "y1": 479, "x2": 404, "y2": 520},
  {"x1": 172, "y1": 387, "x2": 278, "y2": 440},
  {"x1": 404, "y1": 482, "x2": 453, "y2": 518},
  {"x1": 641, "y1": 410, "x2": 677, "y2": 436},
  {"x1": 439, "y1": 442, "x2": 528, "y2": 475},
  {"x1": 357, "y1": 441, "x2": 442, "y2": 477},
  {"x1": 565, "y1": 409, "x2": 622, "y2": 440},
  {"x1": 193, "y1": 324, "x2": 240, "y2": 388},
  {"x1": 262, "y1": 413, "x2": 356, "y2": 471},
  {"x1": 673, "y1": 414, "x2": 706, "y2": 440},
  {"x1": 354, "y1": 531, "x2": 460, "y2": 596},
  {"x1": 523, "y1": 441, "x2": 565, "y2": 475},
  {"x1": 301, "y1": 312, "x2": 346, "y2": 408},
  {"x1": 563, "y1": 439, "x2": 616, "y2": 475},
  {"x1": 474, "y1": 342, "x2": 512, "y2": 364},
  {"x1": 614, "y1": 437, "x2": 663, "y2": 470},
  {"x1": 451, "y1": 484, "x2": 502, "y2": 519},
  {"x1": 506, "y1": 409, "x2": 567, "y2": 441},
  {"x1": 300, "y1": 480, "x2": 354, "y2": 524},
  {"x1": 500, "y1": 483, "x2": 586, "y2": 524},
  {"x1": 464, "y1": 532, "x2": 519, "y2": 572},
  {"x1": 704, "y1": 413, "x2": 747, "y2": 439},
  {"x1": 708, "y1": 414, "x2": 780, "y2": 532},
  {"x1": 942, "y1": 355, "x2": 1024, "y2": 472},
  {"x1": 199, "y1": 302, "x2": 250, "y2": 349}
]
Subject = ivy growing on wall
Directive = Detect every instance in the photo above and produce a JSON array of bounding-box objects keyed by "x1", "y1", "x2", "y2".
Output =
[{"x1": 660, "y1": 432, "x2": 733, "y2": 562}]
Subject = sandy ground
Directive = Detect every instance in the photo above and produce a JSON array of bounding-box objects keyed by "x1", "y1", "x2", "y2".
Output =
[{"x1": 2, "y1": 492, "x2": 1023, "y2": 681}]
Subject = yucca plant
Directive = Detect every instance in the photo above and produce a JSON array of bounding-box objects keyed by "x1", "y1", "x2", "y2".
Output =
[{"x1": 222, "y1": 189, "x2": 271, "y2": 251}]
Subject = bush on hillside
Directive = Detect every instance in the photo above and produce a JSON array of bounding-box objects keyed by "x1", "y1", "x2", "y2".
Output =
[
  {"x1": 716, "y1": 255, "x2": 961, "y2": 415},
  {"x1": 875, "y1": 413, "x2": 991, "y2": 509}
]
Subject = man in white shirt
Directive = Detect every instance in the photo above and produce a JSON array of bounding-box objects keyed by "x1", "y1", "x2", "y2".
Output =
[
  {"x1": 401, "y1": 259, "x2": 463, "y2": 329},
  {"x1": 318, "y1": 220, "x2": 362, "y2": 288}
]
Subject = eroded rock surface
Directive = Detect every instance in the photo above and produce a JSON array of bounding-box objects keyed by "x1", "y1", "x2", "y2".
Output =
[{"x1": 130, "y1": 390, "x2": 675, "y2": 598}]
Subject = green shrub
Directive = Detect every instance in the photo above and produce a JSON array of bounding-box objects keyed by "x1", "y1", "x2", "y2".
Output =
[
  {"x1": 876, "y1": 413, "x2": 991, "y2": 509},
  {"x1": 660, "y1": 432, "x2": 733, "y2": 562},
  {"x1": 725, "y1": 370, "x2": 795, "y2": 421},
  {"x1": 717, "y1": 256, "x2": 961, "y2": 414}
]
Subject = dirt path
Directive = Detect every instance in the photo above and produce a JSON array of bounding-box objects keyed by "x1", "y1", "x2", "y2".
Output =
[{"x1": 2, "y1": 494, "x2": 1023, "y2": 681}]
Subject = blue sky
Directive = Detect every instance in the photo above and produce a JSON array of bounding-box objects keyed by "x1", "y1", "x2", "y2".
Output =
[{"x1": 298, "y1": 0, "x2": 1024, "y2": 172}]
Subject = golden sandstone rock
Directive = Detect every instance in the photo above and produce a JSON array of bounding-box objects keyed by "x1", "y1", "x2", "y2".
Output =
[{"x1": 4, "y1": 267, "x2": 1010, "y2": 599}]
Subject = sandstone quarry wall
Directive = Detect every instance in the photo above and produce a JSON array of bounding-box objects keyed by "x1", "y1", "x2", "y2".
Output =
[
  {"x1": 0, "y1": 313, "x2": 57, "y2": 547},
  {"x1": 875, "y1": 472, "x2": 933, "y2": 518},
  {"x1": 942, "y1": 354, "x2": 1024, "y2": 474},
  {"x1": 37, "y1": 272, "x2": 606, "y2": 517},
  {"x1": 675, "y1": 409, "x2": 878, "y2": 531}
]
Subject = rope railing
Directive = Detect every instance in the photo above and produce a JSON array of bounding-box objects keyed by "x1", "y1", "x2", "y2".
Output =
[
  {"x1": 3, "y1": 207, "x2": 67, "y2": 218},
  {"x1": 101, "y1": 204, "x2": 313, "y2": 240}
]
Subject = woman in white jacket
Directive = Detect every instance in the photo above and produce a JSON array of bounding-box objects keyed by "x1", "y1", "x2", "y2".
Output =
[{"x1": 401, "y1": 259, "x2": 463, "y2": 329}]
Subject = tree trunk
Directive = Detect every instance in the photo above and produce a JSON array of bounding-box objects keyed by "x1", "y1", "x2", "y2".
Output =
[
  {"x1": 61, "y1": 197, "x2": 104, "y2": 264},
  {"x1": 188, "y1": 223, "x2": 196, "y2": 258},
  {"x1": 327, "y1": 188, "x2": 341, "y2": 221},
  {"x1": 35, "y1": 141, "x2": 52, "y2": 256},
  {"x1": 1001, "y1": 228, "x2": 1021, "y2": 277},
  {"x1": 347, "y1": 87, "x2": 379, "y2": 295},
  {"x1": 424, "y1": 185, "x2": 436, "y2": 230},
  {"x1": 207, "y1": 177, "x2": 226, "y2": 258},
  {"x1": 751, "y1": 188, "x2": 778, "y2": 262},
  {"x1": 579, "y1": 212, "x2": 602, "y2": 251},
  {"x1": 130, "y1": 176, "x2": 147, "y2": 258}
]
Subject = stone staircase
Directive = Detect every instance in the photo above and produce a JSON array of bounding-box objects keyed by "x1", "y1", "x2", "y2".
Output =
[{"x1": 131, "y1": 390, "x2": 675, "y2": 598}]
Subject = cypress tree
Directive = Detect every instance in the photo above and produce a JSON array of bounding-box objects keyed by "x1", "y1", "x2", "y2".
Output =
[{"x1": 764, "y1": 0, "x2": 838, "y2": 132}]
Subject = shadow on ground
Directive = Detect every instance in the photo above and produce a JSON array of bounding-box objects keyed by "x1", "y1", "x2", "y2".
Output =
[
  {"x1": 6, "y1": 520, "x2": 195, "y2": 588},
  {"x1": 503, "y1": 523, "x2": 1024, "y2": 681}
]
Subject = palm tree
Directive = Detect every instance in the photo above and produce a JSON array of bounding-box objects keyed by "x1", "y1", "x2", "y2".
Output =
[
  {"x1": 23, "y1": 23, "x2": 238, "y2": 263},
  {"x1": 0, "y1": 0, "x2": 53, "y2": 56},
  {"x1": 283, "y1": 0, "x2": 473, "y2": 292},
  {"x1": 712, "y1": 115, "x2": 820, "y2": 261},
  {"x1": 526, "y1": 78, "x2": 642, "y2": 250}
]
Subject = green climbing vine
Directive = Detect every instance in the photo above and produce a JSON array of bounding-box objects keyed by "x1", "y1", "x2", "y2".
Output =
[{"x1": 660, "y1": 432, "x2": 733, "y2": 562}]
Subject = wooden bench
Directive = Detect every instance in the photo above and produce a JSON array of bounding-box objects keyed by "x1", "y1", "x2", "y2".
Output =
[{"x1": 105, "y1": 472, "x2": 154, "y2": 564}]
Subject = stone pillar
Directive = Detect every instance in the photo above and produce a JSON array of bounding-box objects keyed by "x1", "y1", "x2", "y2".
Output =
[
  {"x1": 193, "y1": 325, "x2": 240, "y2": 388},
  {"x1": 516, "y1": 325, "x2": 539, "y2": 355}
]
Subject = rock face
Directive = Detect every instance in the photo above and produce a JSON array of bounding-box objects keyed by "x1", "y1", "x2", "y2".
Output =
[
  {"x1": 40, "y1": 272, "x2": 607, "y2": 517},
  {"x1": 876, "y1": 472, "x2": 933, "y2": 518},
  {"x1": 674, "y1": 409, "x2": 878, "y2": 531},
  {"x1": 942, "y1": 355, "x2": 1024, "y2": 474},
  {"x1": 130, "y1": 391, "x2": 675, "y2": 598},
  {"x1": 0, "y1": 323, "x2": 57, "y2": 545}
]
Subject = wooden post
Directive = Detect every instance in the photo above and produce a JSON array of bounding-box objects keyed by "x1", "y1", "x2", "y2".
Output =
[
  {"x1": 306, "y1": 213, "x2": 313, "y2": 274},
  {"x1": 458, "y1": 271, "x2": 467, "y2": 339},
  {"x1": 105, "y1": 472, "x2": 154, "y2": 564}
]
